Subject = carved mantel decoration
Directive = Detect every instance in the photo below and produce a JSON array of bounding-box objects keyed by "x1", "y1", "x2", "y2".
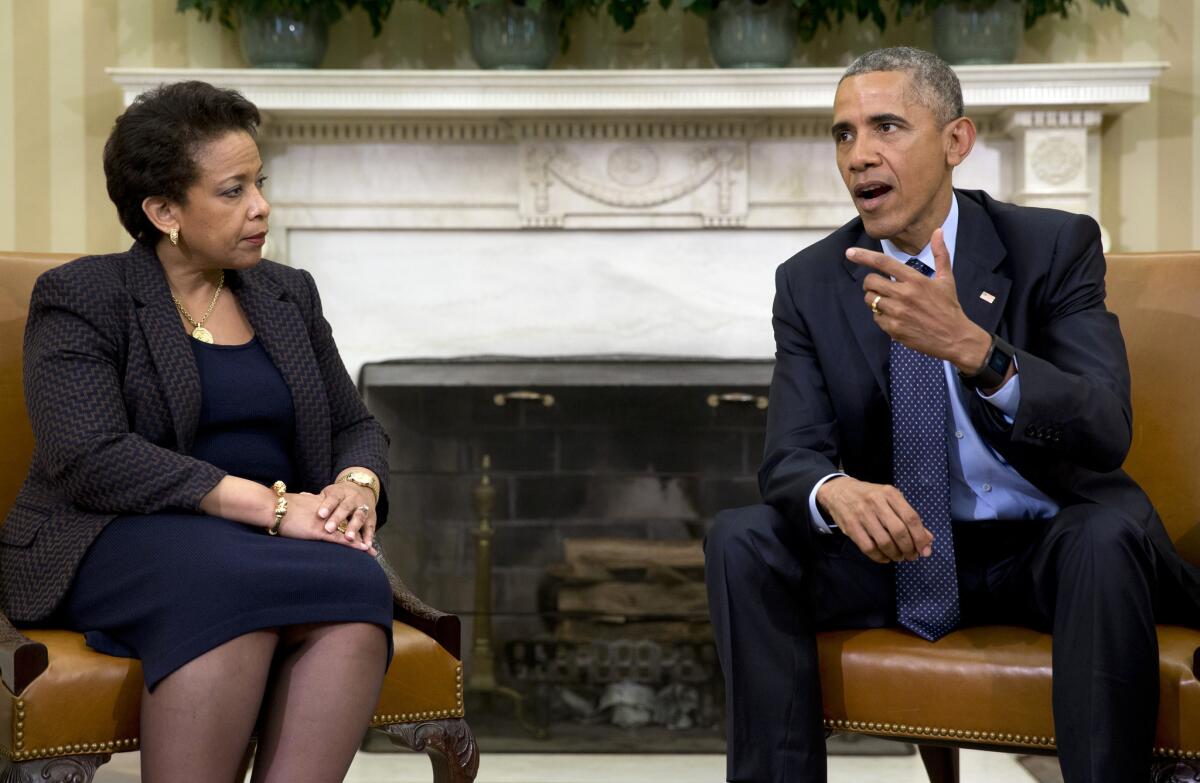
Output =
[{"x1": 108, "y1": 65, "x2": 1165, "y2": 373}]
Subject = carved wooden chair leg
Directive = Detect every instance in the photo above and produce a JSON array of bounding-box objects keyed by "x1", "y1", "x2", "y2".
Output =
[
  {"x1": 378, "y1": 718, "x2": 479, "y2": 783},
  {"x1": 1153, "y1": 759, "x2": 1200, "y2": 783},
  {"x1": 917, "y1": 744, "x2": 960, "y2": 783},
  {"x1": 0, "y1": 753, "x2": 111, "y2": 782}
]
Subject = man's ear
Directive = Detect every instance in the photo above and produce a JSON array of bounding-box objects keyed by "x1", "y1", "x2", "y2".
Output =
[
  {"x1": 142, "y1": 196, "x2": 180, "y2": 237},
  {"x1": 945, "y1": 116, "x2": 977, "y2": 167}
]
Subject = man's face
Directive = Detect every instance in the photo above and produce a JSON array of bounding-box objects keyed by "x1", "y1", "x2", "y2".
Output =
[{"x1": 832, "y1": 70, "x2": 958, "y2": 255}]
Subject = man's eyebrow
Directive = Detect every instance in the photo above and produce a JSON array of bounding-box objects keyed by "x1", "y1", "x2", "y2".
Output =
[
  {"x1": 830, "y1": 120, "x2": 853, "y2": 136},
  {"x1": 868, "y1": 112, "x2": 908, "y2": 126}
]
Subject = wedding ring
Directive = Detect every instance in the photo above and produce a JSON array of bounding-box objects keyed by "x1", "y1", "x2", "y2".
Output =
[
  {"x1": 870, "y1": 294, "x2": 882, "y2": 315},
  {"x1": 336, "y1": 522, "x2": 349, "y2": 534}
]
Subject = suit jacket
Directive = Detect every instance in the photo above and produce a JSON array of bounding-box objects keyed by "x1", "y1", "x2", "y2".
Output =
[
  {"x1": 760, "y1": 188, "x2": 1199, "y2": 611},
  {"x1": 0, "y1": 241, "x2": 390, "y2": 623}
]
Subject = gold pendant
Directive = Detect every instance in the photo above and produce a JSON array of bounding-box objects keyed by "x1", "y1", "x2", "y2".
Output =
[{"x1": 191, "y1": 326, "x2": 214, "y2": 343}]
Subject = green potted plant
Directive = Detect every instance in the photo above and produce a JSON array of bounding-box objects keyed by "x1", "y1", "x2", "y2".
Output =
[
  {"x1": 417, "y1": 0, "x2": 657, "y2": 69},
  {"x1": 669, "y1": 0, "x2": 885, "y2": 68},
  {"x1": 177, "y1": 0, "x2": 396, "y2": 68},
  {"x1": 896, "y1": 0, "x2": 1129, "y2": 64}
]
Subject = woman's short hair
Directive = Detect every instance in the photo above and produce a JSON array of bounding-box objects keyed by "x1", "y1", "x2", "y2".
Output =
[{"x1": 103, "y1": 80, "x2": 261, "y2": 243}]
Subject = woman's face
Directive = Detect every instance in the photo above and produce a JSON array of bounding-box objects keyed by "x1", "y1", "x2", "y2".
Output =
[{"x1": 172, "y1": 130, "x2": 270, "y2": 269}]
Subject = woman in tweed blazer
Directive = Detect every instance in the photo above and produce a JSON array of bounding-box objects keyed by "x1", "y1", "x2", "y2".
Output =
[{"x1": 1, "y1": 82, "x2": 393, "y2": 782}]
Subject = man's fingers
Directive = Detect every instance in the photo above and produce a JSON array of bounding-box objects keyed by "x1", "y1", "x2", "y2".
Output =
[
  {"x1": 931, "y1": 228, "x2": 952, "y2": 279},
  {"x1": 886, "y1": 489, "x2": 933, "y2": 556},
  {"x1": 862, "y1": 271, "x2": 899, "y2": 293},
  {"x1": 846, "y1": 247, "x2": 923, "y2": 280},
  {"x1": 844, "y1": 524, "x2": 891, "y2": 565}
]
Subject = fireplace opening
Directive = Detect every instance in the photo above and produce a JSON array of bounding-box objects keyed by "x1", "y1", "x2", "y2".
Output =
[{"x1": 361, "y1": 357, "x2": 769, "y2": 750}]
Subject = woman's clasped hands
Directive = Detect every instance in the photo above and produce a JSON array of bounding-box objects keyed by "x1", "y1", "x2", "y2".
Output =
[{"x1": 277, "y1": 483, "x2": 378, "y2": 556}]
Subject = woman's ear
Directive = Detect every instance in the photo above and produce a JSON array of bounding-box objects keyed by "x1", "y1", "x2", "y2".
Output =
[{"x1": 142, "y1": 196, "x2": 179, "y2": 237}]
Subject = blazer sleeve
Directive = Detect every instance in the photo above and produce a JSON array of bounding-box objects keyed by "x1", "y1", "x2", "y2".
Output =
[
  {"x1": 758, "y1": 262, "x2": 843, "y2": 527},
  {"x1": 969, "y1": 213, "x2": 1133, "y2": 473},
  {"x1": 295, "y1": 268, "x2": 391, "y2": 525},
  {"x1": 22, "y1": 269, "x2": 226, "y2": 514}
]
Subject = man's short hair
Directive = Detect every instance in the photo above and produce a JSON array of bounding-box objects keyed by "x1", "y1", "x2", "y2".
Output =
[{"x1": 841, "y1": 47, "x2": 964, "y2": 127}]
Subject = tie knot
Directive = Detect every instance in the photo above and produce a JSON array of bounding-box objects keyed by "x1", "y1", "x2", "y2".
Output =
[{"x1": 907, "y1": 258, "x2": 934, "y2": 278}]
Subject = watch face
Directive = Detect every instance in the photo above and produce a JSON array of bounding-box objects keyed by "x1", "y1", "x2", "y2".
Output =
[{"x1": 989, "y1": 341, "x2": 1014, "y2": 376}]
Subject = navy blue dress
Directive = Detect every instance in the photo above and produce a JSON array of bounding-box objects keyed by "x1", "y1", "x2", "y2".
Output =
[{"x1": 59, "y1": 337, "x2": 392, "y2": 690}]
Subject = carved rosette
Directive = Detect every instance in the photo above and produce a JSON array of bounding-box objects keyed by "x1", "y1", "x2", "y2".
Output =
[
  {"x1": 1153, "y1": 760, "x2": 1200, "y2": 783},
  {"x1": 381, "y1": 718, "x2": 479, "y2": 783},
  {"x1": 0, "y1": 754, "x2": 111, "y2": 783},
  {"x1": 1030, "y1": 135, "x2": 1085, "y2": 188}
]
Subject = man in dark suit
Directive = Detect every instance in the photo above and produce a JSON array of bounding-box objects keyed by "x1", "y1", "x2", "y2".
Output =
[{"x1": 705, "y1": 46, "x2": 1199, "y2": 783}]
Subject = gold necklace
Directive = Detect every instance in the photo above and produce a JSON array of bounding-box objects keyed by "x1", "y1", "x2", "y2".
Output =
[{"x1": 170, "y1": 271, "x2": 224, "y2": 344}]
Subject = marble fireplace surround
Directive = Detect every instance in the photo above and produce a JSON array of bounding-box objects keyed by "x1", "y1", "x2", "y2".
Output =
[{"x1": 109, "y1": 65, "x2": 1165, "y2": 376}]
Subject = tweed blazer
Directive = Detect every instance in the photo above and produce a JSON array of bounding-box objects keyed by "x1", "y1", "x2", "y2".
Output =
[{"x1": 0, "y1": 242, "x2": 390, "y2": 623}]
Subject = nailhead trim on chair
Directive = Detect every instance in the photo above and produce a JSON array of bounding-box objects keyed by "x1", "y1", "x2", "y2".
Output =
[
  {"x1": 369, "y1": 663, "x2": 466, "y2": 726},
  {"x1": 825, "y1": 718, "x2": 1059, "y2": 749},
  {"x1": 826, "y1": 719, "x2": 1199, "y2": 759},
  {"x1": 2, "y1": 738, "x2": 139, "y2": 762},
  {"x1": 1156, "y1": 748, "x2": 1200, "y2": 760}
]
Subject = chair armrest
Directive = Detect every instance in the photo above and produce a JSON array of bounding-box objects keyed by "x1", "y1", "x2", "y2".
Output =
[
  {"x1": 0, "y1": 610, "x2": 47, "y2": 695},
  {"x1": 377, "y1": 550, "x2": 462, "y2": 660}
]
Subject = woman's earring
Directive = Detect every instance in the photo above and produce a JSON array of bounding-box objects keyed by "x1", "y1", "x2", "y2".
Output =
[{"x1": 169, "y1": 227, "x2": 179, "y2": 246}]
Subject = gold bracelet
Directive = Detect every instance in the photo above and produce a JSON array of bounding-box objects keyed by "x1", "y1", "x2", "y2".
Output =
[{"x1": 268, "y1": 480, "x2": 287, "y2": 536}]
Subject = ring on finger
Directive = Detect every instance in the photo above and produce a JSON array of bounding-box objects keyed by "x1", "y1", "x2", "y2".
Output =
[
  {"x1": 336, "y1": 521, "x2": 349, "y2": 534},
  {"x1": 357, "y1": 504, "x2": 370, "y2": 515},
  {"x1": 870, "y1": 294, "x2": 882, "y2": 315}
]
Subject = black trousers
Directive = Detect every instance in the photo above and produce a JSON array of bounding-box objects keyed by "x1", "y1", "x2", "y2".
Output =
[{"x1": 704, "y1": 502, "x2": 1164, "y2": 783}]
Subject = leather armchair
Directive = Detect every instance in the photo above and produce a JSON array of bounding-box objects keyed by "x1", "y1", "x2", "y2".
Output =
[
  {"x1": 816, "y1": 252, "x2": 1200, "y2": 782},
  {"x1": 0, "y1": 252, "x2": 479, "y2": 782}
]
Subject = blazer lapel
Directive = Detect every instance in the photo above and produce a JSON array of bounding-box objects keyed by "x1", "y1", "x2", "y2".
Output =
[
  {"x1": 233, "y1": 267, "x2": 331, "y2": 491},
  {"x1": 839, "y1": 229, "x2": 892, "y2": 402},
  {"x1": 952, "y1": 191, "x2": 1011, "y2": 335},
  {"x1": 126, "y1": 243, "x2": 203, "y2": 453}
]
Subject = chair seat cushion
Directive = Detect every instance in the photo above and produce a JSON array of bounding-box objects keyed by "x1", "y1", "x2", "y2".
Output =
[
  {"x1": 818, "y1": 625, "x2": 1200, "y2": 756},
  {"x1": 0, "y1": 621, "x2": 463, "y2": 762}
]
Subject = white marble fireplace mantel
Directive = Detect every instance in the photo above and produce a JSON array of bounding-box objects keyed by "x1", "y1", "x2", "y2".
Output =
[{"x1": 109, "y1": 64, "x2": 1165, "y2": 375}]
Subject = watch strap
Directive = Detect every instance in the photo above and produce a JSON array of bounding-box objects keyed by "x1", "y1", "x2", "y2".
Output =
[{"x1": 959, "y1": 334, "x2": 1015, "y2": 391}]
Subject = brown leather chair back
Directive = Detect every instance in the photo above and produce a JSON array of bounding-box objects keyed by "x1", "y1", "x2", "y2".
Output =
[
  {"x1": 1106, "y1": 252, "x2": 1200, "y2": 564},
  {"x1": 0, "y1": 253, "x2": 76, "y2": 518}
]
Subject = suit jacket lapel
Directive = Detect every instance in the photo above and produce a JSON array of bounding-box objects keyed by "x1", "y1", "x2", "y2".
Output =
[
  {"x1": 952, "y1": 191, "x2": 1011, "y2": 335},
  {"x1": 233, "y1": 266, "x2": 331, "y2": 491},
  {"x1": 839, "y1": 230, "x2": 892, "y2": 401},
  {"x1": 126, "y1": 243, "x2": 203, "y2": 453}
]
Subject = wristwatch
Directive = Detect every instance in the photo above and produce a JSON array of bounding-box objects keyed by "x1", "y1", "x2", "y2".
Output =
[
  {"x1": 959, "y1": 333, "x2": 1015, "y2": 391},
  {"x1": 339, "y1": 470, "x2": 380, "y2": 504}
]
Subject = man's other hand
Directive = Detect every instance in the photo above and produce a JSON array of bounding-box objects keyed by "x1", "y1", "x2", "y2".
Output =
[{"x1": 816, "y1": 476, "x2": 934, "y2": 564}]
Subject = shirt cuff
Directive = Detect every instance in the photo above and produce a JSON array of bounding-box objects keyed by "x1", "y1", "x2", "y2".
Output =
[
  {"x1": 808, "y1": 473, "x2": 847, "y2": 534},
  {"x1": 977, "y1": 356, "x2": 1020, "y2": 423}
]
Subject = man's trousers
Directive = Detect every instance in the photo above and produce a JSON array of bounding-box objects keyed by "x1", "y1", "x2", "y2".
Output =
[{"x1": 704, "y1": 502, "x2": 1164, "y2": 783}]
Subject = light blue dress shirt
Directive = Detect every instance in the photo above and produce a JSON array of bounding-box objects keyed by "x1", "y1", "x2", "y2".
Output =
[{"x1": 807, "y1": 194, "x2": 1060, "y2": 532}]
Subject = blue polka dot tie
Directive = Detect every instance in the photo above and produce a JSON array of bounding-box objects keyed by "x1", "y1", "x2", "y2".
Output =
[{"x1": 891, "y1": 258, "x2": 959, "y2": 641}]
